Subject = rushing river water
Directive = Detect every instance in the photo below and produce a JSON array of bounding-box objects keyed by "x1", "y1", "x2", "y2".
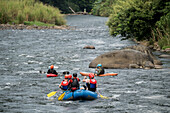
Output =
[{"x1": 0, "y1": 15, "x2": 170, "y2": 113}]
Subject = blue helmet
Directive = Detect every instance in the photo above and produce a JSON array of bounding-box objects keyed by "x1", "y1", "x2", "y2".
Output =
[{"x1": 97, "y1": 64, "x2": 102, "y2": 67}]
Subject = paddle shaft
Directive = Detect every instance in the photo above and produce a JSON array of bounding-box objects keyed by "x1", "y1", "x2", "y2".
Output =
[{"x1": 97, "y1": 91, "x2": 109, "y2": 99}]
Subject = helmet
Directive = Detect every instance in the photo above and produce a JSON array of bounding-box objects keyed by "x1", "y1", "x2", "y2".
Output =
[
  {"x1": 73, "y1": 73, "x2": 77, "y2": 77},
  {"x1": 97, "y1": 64, "x2": 102, "y2": 67},
  {"x1": 68, "y1": 74, "x2": 72, "y2": 79},
  {"x1": 89, "y1": 73, "x2": 94, "y2": 79},
  {"x1": 65, "y1": 75, "x2": 69, "y2": 79},
  {"x1": 50, "y1": 65, "x2": 54, "y2": 69}
]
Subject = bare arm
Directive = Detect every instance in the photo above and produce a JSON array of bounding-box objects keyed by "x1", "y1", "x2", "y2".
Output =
[
  {"x1": 82, "y1": 76, "x2": 87, "y2": 82},
  {"x1": 59, "y1": 83, "x2": 61, "y2": 88}
]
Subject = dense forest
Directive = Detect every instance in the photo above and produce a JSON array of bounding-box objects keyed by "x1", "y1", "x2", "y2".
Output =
[
  {"x1": 39, "y1": 0, "x2": 96, "y2": 13},
  {"x1": 0, "y1": 0, "x2": 169, "y2": 49},
  {"x1": 92, "y1": 0, "x2": 170, "y2": 49}
]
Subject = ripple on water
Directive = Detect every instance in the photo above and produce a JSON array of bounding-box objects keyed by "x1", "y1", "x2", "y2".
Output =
[
  {"x1": 135, "y1": 80, "x2": 146, "y2": 85},
  {"x1": 141, "y1": 95, "x2": 166, "y2": 100}
]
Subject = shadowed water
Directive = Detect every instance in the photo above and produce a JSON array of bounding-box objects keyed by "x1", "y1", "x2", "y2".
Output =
[{"x1": 0, "y1": 15, "x2": 170, "y2": 113}]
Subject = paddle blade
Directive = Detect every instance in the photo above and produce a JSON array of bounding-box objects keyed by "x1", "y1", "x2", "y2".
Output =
[
  {"x1": 100, "y1": 94, "x2": 109, "y2": 99},
  {"x1": 58, "y1": 92, "x2": 65, "y2": 101},
  {"x1": 47, "y1": 91, "x2": 57, "y2": 97}
]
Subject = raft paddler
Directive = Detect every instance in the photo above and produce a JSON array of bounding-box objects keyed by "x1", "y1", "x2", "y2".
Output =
[
  {"x1": 47, "y1": 65, "x2": 58, "y2": 75},
  {"x1": 59, "y1": 74, "x2": 70, "y2": 91},
  {"x1": 68, "y1": 73, "x2": 80, "y2": 92},
  {"x1": 94, "y1": 64, "x2": 105, "y2": 76},
  {"x1": 83, "y1": 73, "x2": 97, "y2": 92}
]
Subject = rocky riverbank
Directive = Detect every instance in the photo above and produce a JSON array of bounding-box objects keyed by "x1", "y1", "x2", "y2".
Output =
[
  {"x1": 0, "y1": 24, "x2": 71, "y2": 30},
  {"x1": 133, "y1": 39, "x2": 170, "y2": 53}
]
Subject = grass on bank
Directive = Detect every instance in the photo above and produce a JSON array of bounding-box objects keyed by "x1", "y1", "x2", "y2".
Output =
[
  {"x1": 151, "y1": 12, "x2": 170, "y2": 49},
  {"x1": 24, "y1": 21, "x2": 55, "y2": 27},
  {"x1": 162, "y1": 46, "x2": 170, "y2": 50},
  {"x1": 0, "y1": 0, "x2": 66, "y2": 25}
]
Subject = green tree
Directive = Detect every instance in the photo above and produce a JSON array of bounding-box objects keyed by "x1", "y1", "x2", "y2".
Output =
[
  {"x1": 39, "y1": 0, "x2": 96, "y2": 13},
  {"x1": 107, "y1": 0, "x2": 170, "y2": 41},
  {"x1": 92, "y1": 0, "x2": 115, "y2": 17}
]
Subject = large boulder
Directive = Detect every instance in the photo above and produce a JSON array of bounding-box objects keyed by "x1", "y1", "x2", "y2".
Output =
[
  {"x1": 89, "y1": 45, "x2": 162, "y2": 69},
  {"x1": 125, "y1": 45, "x2": 162, "y2": 65}
]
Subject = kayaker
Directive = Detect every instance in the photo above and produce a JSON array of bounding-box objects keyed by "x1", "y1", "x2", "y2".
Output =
[
  {"x1": 68, "y1": 73, "x2": 80, "y2": 92},
  {"x1": 59, "y1": 75, "x2": 69, "y2": 90},
  {"x1": 47, "y1": 65, "x2": 58, "y2": 75},
  {"x1": 94, "y1": 64, "x2": 105, "y2": 76},
  {"x1": 83, "y1": 73, "x2": 97, "y2": 92}
]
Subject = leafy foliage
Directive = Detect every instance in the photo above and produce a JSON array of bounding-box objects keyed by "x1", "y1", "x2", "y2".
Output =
[
  {"x1": 92, "y1": 0, "x2": 115, "y2": 17},
  {"x1": 153, "y1": 12, "x2": 170, "y2": 48},
  {"x1": 107, "y1": 0, "x2": 170, "y2": 42},
  {"x1": 39, "y1": 0, "x2": 96, "y2": 13}
]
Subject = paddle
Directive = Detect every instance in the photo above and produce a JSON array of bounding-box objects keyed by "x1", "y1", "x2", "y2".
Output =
[
  {"x1": 40, "y1": 70, "x2": 69, "y2": 75},
  {"x1": 97, "y1": 91, "x2": 109, "y2": 99},
  {"x1": 58, "y1": 85, "x2": 70, "y2": 101},
  {"x1": 39, "y1": 70, "x2": 46, "y2": 74},
  {"x1": 62, "y1": 71, "x2": 69, "y2": 75},
  {"x1": 47, "y1": 89, "x2": 61, "y2": 97},
  {"x1": 58, "y1": 92, "x2": 66, "y2": 101}
]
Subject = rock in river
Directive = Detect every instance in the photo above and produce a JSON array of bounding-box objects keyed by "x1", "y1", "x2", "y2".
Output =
[
  {"x1": 83, "y1": 45, "x2": 95, "y2": 49},
  {"x1": 89, "y1": 45, "x2": 162, "y2": 69}
]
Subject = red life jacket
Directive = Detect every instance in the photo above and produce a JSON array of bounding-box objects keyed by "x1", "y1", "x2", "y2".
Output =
[
  {"x1": 68, "y1": 74, "x2": 72, "y2": 79},
  {"x1": 61, "y1": 80, "x2": 69, "y2": 90},
  {"x1": 90, "y1": 79, "x2": 97, "y2": 89}
]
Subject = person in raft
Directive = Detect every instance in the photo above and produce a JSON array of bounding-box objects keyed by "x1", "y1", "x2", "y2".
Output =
[
  {"x1": 94, "y1": 64, "x2": 105, "y2": 76},
  {"x1": 47, "y1": 65, "x2": 58, "y2": 75},
  {"x1": 59, "y1": 74, "x2": 70, "y2": 91},
  {"x1": 68, "y1": 73, "x2": 80, "y2": 92},
  {"x1": 83, "y1": 73, "x2": 97, "y2": 92}
]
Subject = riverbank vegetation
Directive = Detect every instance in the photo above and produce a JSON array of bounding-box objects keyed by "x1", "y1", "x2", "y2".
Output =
[
  {"x1": 1, "y1": 0, "x2": 169, "y2": 49},
  {"x1": 24, "y1": 21, "x2": 55, "y2": 27},
  {"x1": 92, "y1": 0, "x2": 170, "y2": 49},
  {"x1": 39, "y1": 0, "x2": 96, "y2": 14},
  {"x1": 92, "y1": 0, "x2": 114, "y2": 17},
  {"x1": 0, "y1": 0, "x2": 66, "y2": 26}
]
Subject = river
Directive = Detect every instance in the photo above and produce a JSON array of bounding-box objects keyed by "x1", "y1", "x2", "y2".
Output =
[{"x1": 0, "y1": 15, "x2": 170, "y2": 113}]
